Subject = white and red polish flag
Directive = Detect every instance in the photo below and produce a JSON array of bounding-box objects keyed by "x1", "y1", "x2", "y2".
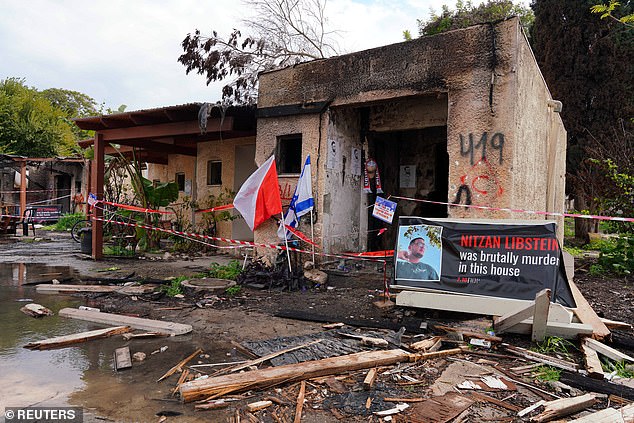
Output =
[{"x1": 233, "y1": 155, "x2": 282, "y2": 231}]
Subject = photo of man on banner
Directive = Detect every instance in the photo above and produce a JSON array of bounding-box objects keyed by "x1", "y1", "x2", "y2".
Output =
[{"x1": 395, "y1": 224, "x2": 443, "y2": 281}]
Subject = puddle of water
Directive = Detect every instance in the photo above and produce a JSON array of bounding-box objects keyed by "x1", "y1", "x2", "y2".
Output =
[{"x1": 0, "y1": 263, "x2": 234, "y2": 422}]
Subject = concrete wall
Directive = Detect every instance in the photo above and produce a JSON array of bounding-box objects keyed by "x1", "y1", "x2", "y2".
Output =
[
  {"x1": 196, "y1": 136, "x2": 255, "y2": 238},
  {"x1": 256, "y1": 18, "x2": 567, "y2": 252}
]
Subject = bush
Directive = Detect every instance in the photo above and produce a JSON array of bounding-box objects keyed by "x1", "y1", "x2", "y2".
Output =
[
  {"x1": 208, "y1": 260, "x2": 242, "y2": 280},
  {"x1": 51, "y1": 213, "x2": 85, "y2": 231},
  {"x1": 594, "y1": 234, "x2": 634, "y2": 275}
]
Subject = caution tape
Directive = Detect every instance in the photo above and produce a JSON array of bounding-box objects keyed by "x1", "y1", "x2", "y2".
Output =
[
  {"x1": 195, "y1": 204, "x2": 235, "y2": 213},
  {"x1": 98, "y1": 200, "x2": 174, "y2": 215},
  {"x1": 388, "y1": 195, "x2": 634, "y2": 223},
  {"x1": 93, "y1": 217, "x2": 387, "y2": 263}
]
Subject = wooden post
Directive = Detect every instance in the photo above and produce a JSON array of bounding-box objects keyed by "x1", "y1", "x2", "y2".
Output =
[
  {"x1": 92, "y1": 133, "x2": 104, "y2": 259},
  {"x1": 532, "y1": 289, "x2": 551, "y2": 342},
  {"x1": 20, "y1": 160, "x2": 27, "y2": 221}
]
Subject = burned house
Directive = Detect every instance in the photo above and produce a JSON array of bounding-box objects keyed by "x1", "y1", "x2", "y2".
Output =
[{"x1": 253, "y1": 17, "x2": 566, "y2": 254}]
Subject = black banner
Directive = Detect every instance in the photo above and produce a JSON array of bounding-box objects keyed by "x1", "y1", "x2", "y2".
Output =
[{"x1": 393, "y1": 217, "x2": 575, "y2": 307}]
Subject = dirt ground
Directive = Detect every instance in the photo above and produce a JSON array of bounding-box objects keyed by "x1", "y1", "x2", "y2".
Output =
[{"x1": 2, "y1": 229, "x2": 633, "y2": 422}]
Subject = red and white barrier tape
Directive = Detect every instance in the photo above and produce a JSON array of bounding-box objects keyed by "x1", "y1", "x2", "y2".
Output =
[
  {"x1": 98, "y1": 200, "x2": 174, "y2": 215},
  {"x1": 195, "y1": 204, "x2": 235, "y2": 213},
  {"x1": 389, "y1": 195, "x2": 634, "y2": 223},
  {"x1": 93, "y1": 217, "x2": 387, "y2": 263}
]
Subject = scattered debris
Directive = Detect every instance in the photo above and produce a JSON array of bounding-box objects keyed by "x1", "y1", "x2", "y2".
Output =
[
  {"x1": 374, "y1": 402, "x2": 409, "y2": 417},
  {"x1": 247, "y1": 400, "x2": 273, "y2": 413},
  {"x1": 20, "y1": 303, "x2": 53, "y2": 318},
  {"x1": 531, "y1": 393, "x2": 596, "y2": 422},
  {"x1": 132, "y1": 352, "x2": 146, "y2": 362},
  {"x1": 114, "y1": 346, "x2": 132, "y2": 371},
  {"x1": 157, "y1": 348, "x2": 204, "y2": 382}
]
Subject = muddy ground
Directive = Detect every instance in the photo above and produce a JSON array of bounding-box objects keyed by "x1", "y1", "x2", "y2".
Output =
[{"x1": 1, "y1": 229, "x2": 633, "y2": 422}]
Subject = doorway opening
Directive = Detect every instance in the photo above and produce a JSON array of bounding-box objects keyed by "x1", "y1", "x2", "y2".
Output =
[{"x1": 365, "y1": 126, "x2": 448, "y2": 251}]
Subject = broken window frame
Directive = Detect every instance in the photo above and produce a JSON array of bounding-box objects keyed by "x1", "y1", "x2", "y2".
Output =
[
  {"x1": 175, "y1": 172, "x2": 185, "y2": 192},
  {"x1": 276, "y1": 134, "x2": 302, "y2": 175}
]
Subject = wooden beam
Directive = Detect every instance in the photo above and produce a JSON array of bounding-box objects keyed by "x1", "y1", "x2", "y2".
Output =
[
  {"x1": 99, "y1": 117, "x2": 233, "y2": 142},
  {"x1": 58, "y1": 307, "x2": 192, "y2": 335},
  {"x1": 501, "y1": 320, "x2": 593, "y2": 339},
  {"x1": 568, "y1": 279, "x2": 611, "y2": 340},
  {"x1": 179, "y1": 348, "x2": 463, "y2": 402},
  {"x1": 24, "y1": 326, "x2": 131, "y2": 350},
  {"x1": 494, "y1": 302, "x2": 535, "y2": 334},
  {"x1": 532, "y1": 289, "x2": 551, "y2": 342},
  {"x1": 568, "y1": 402, "x2": 634, "y2": 423},
  {"x1": 37, "y1": 284, "x2": 156, "y2": 294},
  {"x1": 363, "y1": 368, "x2": 378, "y2": 390},
  {"x1": 19, "y1": 161, "x2": 26, "y2": 221},
  {"x1": 112, "y1": 139, "x2": 197, "y2": 156},
  {"x1": 584, "y1": 338, "x2": 634, "y2": 363},
  {"x1": 395, "y1": 290, "x2": 573, "y2": 322},
  {"x1": 581, "y1": 341, "x2": 605, "y2": 380},
  {"x1": 92, "y1": 132, "x2": 104, "y2": 259},
  {"x1": 532, "y1": 394, "x2": 596, "y2": 422},
  {"x1": 294, "y1": 381, "x2": 305, "y2": 423}
]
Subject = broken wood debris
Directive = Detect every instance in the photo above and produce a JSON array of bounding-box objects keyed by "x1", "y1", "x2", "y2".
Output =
[
  {"x1": 530, "y1": 393, "x2": 596, "y2": 422},
  {"x1": 121, "y1": 331, "x2": 170, "y2": 341},
  {"x1": 406, "y1": 392, "x2": 474, "y2": 423},
  {"x1": 157, "y1": 348, "x2": 203, "y2": 382},
  {"x1": 469, "y1": 391, "x2": 521, "y2": 412},
  {"x1": 247, "y1": 400, "x2": 273, "y2": 413},
  {"x1": 502, "y1": 344, "x2": 580, "y2": 373},
  {"x1": 24, "y1": 326, "x2": 131, "y2": 350},
  {"x1": 36, "y1": 283, "x2": 157, "y2": 295},
  {"x1": 584, "y1": 337, "x2": 634, "y2": 363},
  {"x1": 363, "y1": 368, "x2": 377, "y2": 390},
  {"x1": 227, "y1": 339, "x2": 323, "y2": 374},
  {"x1": 567, "y1": 401, "x2": 634, "y2": 423}
]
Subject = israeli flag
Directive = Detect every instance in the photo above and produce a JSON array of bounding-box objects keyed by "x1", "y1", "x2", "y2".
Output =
[{"x1": 278, "y1": 155, "x2": 314, "y2": 239}]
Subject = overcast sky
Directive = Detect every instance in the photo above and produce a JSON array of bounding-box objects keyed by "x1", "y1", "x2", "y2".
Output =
[{"x1": 0, "y1": 0, "x2": 524, "y2": 113}]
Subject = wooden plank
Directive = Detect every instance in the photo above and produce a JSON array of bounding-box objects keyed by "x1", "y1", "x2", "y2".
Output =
[
  {"x1": 568, "y1": 403, "x2": 634, "y2": 423},
  {"x1": 502, "y1": 320, "x2": 593, "y2": 339},
  {"x1": 532, "y1": 393, "x2": 596, "y2": 422},
  {"x1": 395, "y1": 290, "x2": 573, "y2": 322},
  {"x1": 532, "y1": 289, "x2": 551, "y2": 342},
  {"x1": 503, "y1": 344, "x2": 579, "y2": 372},
  {"x1": 494, "y1": 302, "x2": 534, "y2": 334},
  {"x1": 24, "y1": 326, "x2": 131, "y2": 350},
  {"x1": 37, "y1": 284, "x2": 156, "y2": 295},
  {"x1": 294, "y1": 381, "x2": 305, "y2": 423},
  {"x1": 363, "y1": 368, "x2": 378, "y2": 390},
  {"x1": 567, "y1": 278, "x2": 611, "y2": 340},
  {"x1": 248, "y1": 400, "x2": 273, "y2": 412},
  {"x1": 59, "y1": 307, "x2": 192, "y2": 335},
  {"x1": 581, "y1": 341, "x2": 605, "y2": 380},
  {"x1": 600, "y1": 318, "x2": 633, "y2": 331},
  {"x1": 559, "y1": 371, "x2": 634, "y2": 400},
  {"x1": 179, "y1": 348, "x2": 462, "y2": 402},
  {"x1": 584, "y1": 338, "x2": 634, "y2": 363}
]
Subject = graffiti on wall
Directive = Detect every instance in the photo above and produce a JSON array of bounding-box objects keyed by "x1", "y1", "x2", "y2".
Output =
[
  {"x1": 460, "y1": 132, "x2": 505, "y2": 165},
  {"x1": 455, "y1": 131, "x2": 506, "y2": 207},
  {"x1": 279, "y1": 181, "x2": 296, "y2": 202}
]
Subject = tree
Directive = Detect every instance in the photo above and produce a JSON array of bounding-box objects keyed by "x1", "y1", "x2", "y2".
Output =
[
  {"x1": 178, "y1": 0, "x2": 340, "y2": 104},
  {"x1": 0, "y1": 78, "x2": 78, "y2": 157},
  {"x1": 417, "y1": 0, "x2": 534, "y2": 37},
  {"x1": 530, "y1": 0, "x2": 634, "y2": 242},
  {"x1": 591, "y1": 0, "x2": 634, "y2": 28}
]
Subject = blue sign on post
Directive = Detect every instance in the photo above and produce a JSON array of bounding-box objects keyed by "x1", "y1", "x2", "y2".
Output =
[{"x1": 372, "y1": 196, "x2": 397, "y2": 224}]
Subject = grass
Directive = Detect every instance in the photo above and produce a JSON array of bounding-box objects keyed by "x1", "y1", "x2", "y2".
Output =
[
  {"x1": 103, "y1": 245, "x2": 136, "y2": 257},
  {"x1": 225, "y1": 285, "x2": 242, "y2": 296},
  {"x1": 602, "y1": 359, "x2": 634, "y2": 378},
  {"x1": 532, "y1": 336, "x2": 577, "y2": 359},
  {"x1": 532, "y1": 365, "x2": 561, "y2": 382},
  {"x1": 208, "y1": 260, "x2": 242, "y2": 280},
  {"x1": 48, "y1": 213, "x2": 85, "y2": 231},
  {"x1": 161, "y1": 276, "x2": 188, "y2": 297}
]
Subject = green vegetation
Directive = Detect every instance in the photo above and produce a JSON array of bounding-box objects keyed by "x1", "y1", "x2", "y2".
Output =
[
  {"x1": 50, "y1": 213, "x2": 85, "y2": 231},
  {"x1": 208, "y1": 260, "x2": 243, "y2": 280},
  {"x1": 602, "y1": 358, "x2": 634, "y2": 378},
  {"x1": 225, "y1": 285, "x2": 242, "y2": 296},
  {"x1": 103, "y1": 245, "x2": 135, "y2": 257},
  {"x1": 532, "y1": 365, "x2": 561, "y2": 382},
  {"x1": 161, "y1": 276, "x2": 187, "y2": 297},
  {"x1": 591, "y1": 235, "x2": 634, "y2": 275},
  {"x1": 532, "y1": 336, "x2": 576, "y2": 359}
]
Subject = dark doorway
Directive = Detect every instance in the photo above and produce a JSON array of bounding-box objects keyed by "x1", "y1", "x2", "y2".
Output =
[
  {"x1": 365, "y1": 126, "x2": 448, "y2": 251},
  {"x1": 55, "y1": 175, "x2": 72, "y2": 214}
]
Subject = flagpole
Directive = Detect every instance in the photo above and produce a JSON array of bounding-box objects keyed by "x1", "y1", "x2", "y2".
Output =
[
  {"x1": 281, "y1": 213, "x2": 292, "y2": 273},
  {"x1": 310, "y1": 210, "x2": 315, "y2": 264}
]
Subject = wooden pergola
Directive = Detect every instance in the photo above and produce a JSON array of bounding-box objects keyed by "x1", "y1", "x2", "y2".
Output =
[{"x1": 74, "y1": 103, "x2": 256, "y2": 259}]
